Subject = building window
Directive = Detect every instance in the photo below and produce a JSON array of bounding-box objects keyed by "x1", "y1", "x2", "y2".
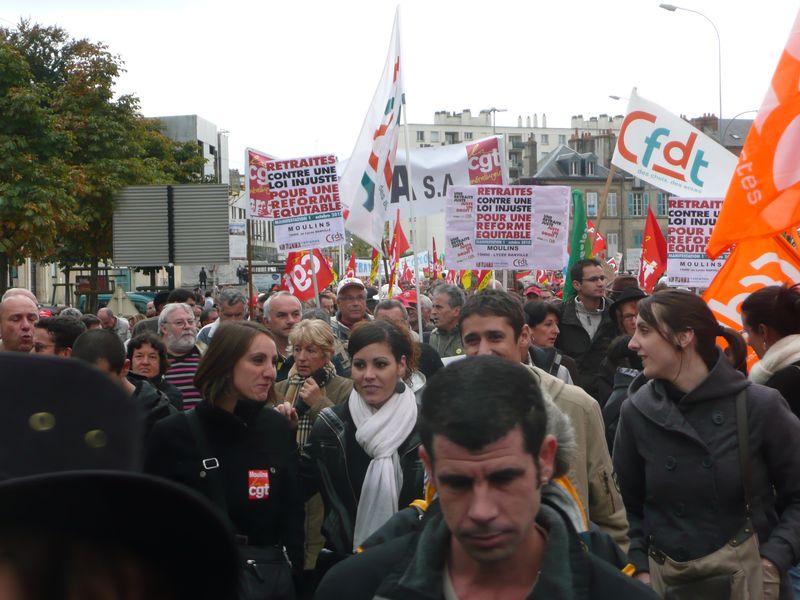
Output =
[
  {"x1": 445, "y1": 132, "x2": 459, "y2": 144},
  {"x1": 416, "y1": 131, "x2": 425, "y2": 142},
  {"x1": 586, "y1": 192, "x2": 598, "y2": 217},
  {"x1": 570, "y1": 162, "x2": 578, "y2": 176},
  {"x1": 606, "y1": 192, "x2": 618, "y2": 217},
  {"x1": 431, "y1": 131, "x2": 440, "y2": 143},
  {"x1": 587, "y1": 161, "x2": 595, "y2": 176},
  {"x1": 464, "y1": 131, "x2": 473, "y2": 140},
  {"x1": 606, "y1": 232, "x2": 619, "y2": 256},
  {"x1": 633, "y1": 230, "x2": 643, "y2": 247},
  {"x1": 558, "y1": 134, "x2": 566, "y2": 145},
  {"x1": 628, "y1": 192, "x2": 644, "y2": 217},
  {"x1": 541, "y1": 134, "x2": 549, "y2": 145},
  {"x1": 657, "y1": 192, "x2": 669, "y2": 217}
]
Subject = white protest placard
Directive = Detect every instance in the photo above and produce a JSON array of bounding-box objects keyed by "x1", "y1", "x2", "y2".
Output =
[
  {"x1": 473, "y1": 186, "x2": 535, "y2": 270},
  {"x1": 611, "y1": 89, "x2": 737, "y2": 198},
  {"x1": 261, "y1": 154, "x2": 345, "y2": 252},
  {"x1": 667, "y1": 197, "x2": 728, "y2": 287},
  {"x1": 530, "y1": 186, "x2": 569, "y2": 270},
  {"x1": 229, "y1": 220, "x2": 247, "y2": 261}
]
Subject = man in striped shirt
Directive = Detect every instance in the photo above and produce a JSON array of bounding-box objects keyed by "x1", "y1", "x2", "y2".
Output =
[{"x1": 160, "y1": 303, "x2": 203, "y2": 410}]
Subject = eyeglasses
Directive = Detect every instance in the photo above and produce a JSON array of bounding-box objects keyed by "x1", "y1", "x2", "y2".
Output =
[
  {"x1": 581, "y1": 276, "x2": 607, "y2": 283},
  {"x1": 167, "y1": 319, "x2": 195, "y2": 328}
]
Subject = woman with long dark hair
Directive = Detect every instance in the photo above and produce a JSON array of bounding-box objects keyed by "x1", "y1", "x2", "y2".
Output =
[
  {"x1": 614, "y1": 289, "x2": 800, "y2": 599},
  {"x1": 301, "y1": 320, "x2": 424, "y2": 571},
  {"x1": 741, "y1": 283, "x2": 800, "y2": 418}
]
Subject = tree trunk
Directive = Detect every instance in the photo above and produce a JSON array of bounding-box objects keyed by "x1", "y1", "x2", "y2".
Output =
[
  {"x1": 63, "y1": 265, "x2": 72, "y2": 306},
  {"x1": 0, "y1": 253, "x2": 8, "y2": 296}
]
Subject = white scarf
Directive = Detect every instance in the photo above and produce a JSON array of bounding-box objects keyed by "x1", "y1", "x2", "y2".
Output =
[
  {"x1": 749, "y1": 334, "x2": 800, "y2": 384},
  {"x1": 349, "y1": 382, "x2": 417, "y2": 550}
]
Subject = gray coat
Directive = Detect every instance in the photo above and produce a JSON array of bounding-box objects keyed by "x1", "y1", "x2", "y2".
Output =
[{"x1": 613, "y1": 353, "x2": 800, "y2": 576}]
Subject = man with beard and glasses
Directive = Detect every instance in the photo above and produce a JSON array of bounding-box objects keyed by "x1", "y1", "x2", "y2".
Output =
[{"x1": 159, "y1": 303, "x2": 203, "y2": 410}]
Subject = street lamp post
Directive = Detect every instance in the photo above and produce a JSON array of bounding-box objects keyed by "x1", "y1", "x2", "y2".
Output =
[
  {"x1": 486, "y1": 107, "x2": 507, "y2": 135},
  {"x1": 659, "y1": 4, "x2": 722, "y2": 137}
]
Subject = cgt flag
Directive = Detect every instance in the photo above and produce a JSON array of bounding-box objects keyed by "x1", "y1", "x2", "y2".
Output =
[
  {"x1": 703, "y1": 236, "x2": 800, "y2": 330},
  {"x1": 281, "y1": 250, "x2": 335, "y2": 303},
  {"x1": 340, "y1": 9, "x2": 403, "y2": 251},
  {"x1": 707, "y1": 10, "x2": 800, "y2": 259},
  {"x1": 638, "y1": 207, "x2": 668, "y2": 293},
  {"x1": 345, "y1": 251, "x2": 357, "y2": 279}
]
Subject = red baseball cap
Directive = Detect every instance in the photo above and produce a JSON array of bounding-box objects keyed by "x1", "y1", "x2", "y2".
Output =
[
  {"x1": 398, "y1": 289, "x2": 417, "y2": 307},
  {"x1": 523, "y1": 286, "x2": 542, "y2": 297}
]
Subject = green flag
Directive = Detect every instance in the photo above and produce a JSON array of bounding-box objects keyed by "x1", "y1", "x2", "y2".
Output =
[{"x1": 564, "y1": 189, "x2": 592, "y2": 300}]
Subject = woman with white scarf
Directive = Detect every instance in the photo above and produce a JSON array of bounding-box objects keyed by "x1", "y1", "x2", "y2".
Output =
[
  {"x1": 301, "y1": 320, "x2": 424, "y2": 578},
  {"x1": 742, "y1": 283, "x2": 800, "y2": 419}
]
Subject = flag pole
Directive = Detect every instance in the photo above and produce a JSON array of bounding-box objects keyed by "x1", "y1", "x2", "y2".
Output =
[
  {"x1": 401, "y1": 95, "x2": 425, "y2": 337},
  {"x1": 309, "y1": 249, "x2": 320, "y2": 307},
  {"x1": 595, "y1": 164, "x2": 616, "y2": 232},
  {"x1": 246, "y1": 219, "x2": 255, "y2": 309}
]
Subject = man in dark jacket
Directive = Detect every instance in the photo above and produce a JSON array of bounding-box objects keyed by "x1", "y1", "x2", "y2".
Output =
[
  {"x1": 556, "y1": 258, "x2": 617, "y2": 399},
  {"x1": 315, "y1": 357, "x2": 656, "y2": 600}
]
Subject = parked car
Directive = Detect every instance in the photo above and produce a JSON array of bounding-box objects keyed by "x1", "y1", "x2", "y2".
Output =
[{"x1": 76, "y1": 292, "x2": 155, "y2": 316}]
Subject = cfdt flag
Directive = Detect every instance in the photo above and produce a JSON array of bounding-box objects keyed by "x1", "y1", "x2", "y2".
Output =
[
  {"x1": 611, "y1": 89, "x2": 737, "y2": 199},
  {"x1": 340, "y1": 9, "x2": 404, "y2": 251},
  {"x1": 638, "y1": 207, "x2": 668, "y2": 293},
  {"x1": 707, "y1": 10, "x2": 800, "y2": 258}
]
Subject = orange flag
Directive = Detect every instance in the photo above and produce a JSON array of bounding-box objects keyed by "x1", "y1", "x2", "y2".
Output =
[
  {"x1": 638, "y1": 208, "x2": 667, "y2": 293},
  {"x1": 707, "y1": 10, "x2": 800, "y2": 259},
  {"x1": 702, "y1": 235, "x2": 800, "y2": 330}
]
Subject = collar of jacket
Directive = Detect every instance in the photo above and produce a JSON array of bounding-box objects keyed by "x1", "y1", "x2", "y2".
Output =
[
  {"x1": 560, "y1": 296, "x2": 610, "y2": 328},
  {"x1": 629, "y1": 351, "x2": 749, "y2": 433},
  {"x1": 195, "y1": 398, "x2": 265, "y2": 434},
  {"x1": 381, "y1": 505, "x2": 579, "y2": 600},
  {"x1": 318, "y1": 403, "x2": 421, "y2": 460}
]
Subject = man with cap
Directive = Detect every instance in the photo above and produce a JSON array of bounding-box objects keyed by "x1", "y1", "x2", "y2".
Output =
[
  {"x1": 0, "y1": 352, "x2": 239, "y2": 599},
  {"x1": 523, "y1": 285, "x2": 543, "y2": 302},
  {"x1": 331, "y1": 277, "x2": 373, "y2": 375}
]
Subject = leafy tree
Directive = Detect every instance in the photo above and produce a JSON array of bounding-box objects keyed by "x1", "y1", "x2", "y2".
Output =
[
  {"x1": 1, "y1": 21, "x2": 204, "y2": 306},
  {"x1": 0, "y1": 39, "x2": 78, "y2": 293}
]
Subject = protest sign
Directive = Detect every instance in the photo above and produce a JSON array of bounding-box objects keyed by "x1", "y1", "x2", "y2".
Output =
[
  {"x1": 259, "y1": 154, "x2": 345, "y2": 252},
  {"x1": 667, "y1": 197, "x2": 728, "y2": 287},
  {"x1": 444, "y1": 185, "x2": 568, "y2": 271},
  {"x1": 229, "y1": 220, "x2": 247, "y2": 261},
  {"x1": 611, "y1": 89, "x2": 737, "y2": 198},
  {"x1": 473, "y1": 186, "x2": 535, "y2": 270},
  {"x1": 245, "y1": 147, "x2": 277, "y2": 219},
  {"x1": 388, "y1": 136, "x2": 508, "y2": 218}
]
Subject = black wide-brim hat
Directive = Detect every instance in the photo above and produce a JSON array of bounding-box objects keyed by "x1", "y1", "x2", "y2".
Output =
[{"x1": 0, "y1": 353, "x2": 239, "y2": 599}]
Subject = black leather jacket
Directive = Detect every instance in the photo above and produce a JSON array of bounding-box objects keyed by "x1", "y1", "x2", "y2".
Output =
[{"x1": 300, "y1": 402, "x2": 424, "y2": 557}]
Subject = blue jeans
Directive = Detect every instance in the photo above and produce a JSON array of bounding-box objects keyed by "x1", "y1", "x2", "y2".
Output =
[{"x1": 789, "y1": 564, "x2": 800, "y2": 599}]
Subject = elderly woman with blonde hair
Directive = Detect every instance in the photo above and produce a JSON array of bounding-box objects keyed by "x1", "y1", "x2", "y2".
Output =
[{"x1": 275, "y1": 318, "x2": 353, "y2": 584}]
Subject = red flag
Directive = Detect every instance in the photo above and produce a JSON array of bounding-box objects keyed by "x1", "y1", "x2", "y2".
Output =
[
  {"x1": 707, "y1": 9, "x2": 800, "y2": 258},
  {"x1": 432, "y1": 237, "x2": 443, "y2": 279},
  {"x1": 401, "y1": 263, "x2": 414, "y2": 285},
  {"x1": 588, "y1": 219, "x2": 607, "y2": 257},
  {"x1": 390, "y1": 209, "x2": 410, "y2": 262},
  {"x1": 281, "y1": 250, "x2": 334, "y2": 302},
  {"x1": 345, "y1": 251, "x2": 357, "y2": 278},
  {"x1": 637, "y1": 208, "x2": 667, "y2": 293}
]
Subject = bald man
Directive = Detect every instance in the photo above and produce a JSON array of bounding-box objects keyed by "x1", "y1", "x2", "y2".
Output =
[{"x1": 0, "y1": 295, "x2": 39, "y2": 353}]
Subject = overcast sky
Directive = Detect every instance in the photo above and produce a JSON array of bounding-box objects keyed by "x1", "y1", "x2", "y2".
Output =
[{"x1": 4, "y1": 1, "x2": 797, "y2": 171}]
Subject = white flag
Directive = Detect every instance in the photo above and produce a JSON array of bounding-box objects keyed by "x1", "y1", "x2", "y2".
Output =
[{"x1": 340, "y1": 9, "x2": 403, "y2": 250}]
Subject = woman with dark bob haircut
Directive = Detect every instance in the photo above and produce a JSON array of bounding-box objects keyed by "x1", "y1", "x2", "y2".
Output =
[
  {"x1": 300, "y1": 319, "x2": 424, "y2": 576},
  {"x1": 741, "y1": 283, "x2": 800, "y2": 418},
  {"x1": 145, "y1": 321, "x2": 304, "y2": 597},
  {"x1": 127, "y1": 333, "x2": 183, "y2": 410},
  {"x1": 613, "y1": 289, "x2": 800, "y2": 598}
]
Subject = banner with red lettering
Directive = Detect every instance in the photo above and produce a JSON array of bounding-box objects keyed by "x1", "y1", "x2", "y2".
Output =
[
  {"x1": 668, "y1": 197, "x2": 728, "y2": 287},
  {"x1": 281, "y1": 250, "x2": 335, "y2": 302},
  {"x1": 259, "y1": 154, "x2": 344, "y2": 252},
  {"x1": 611, "y1": 89, "x2": 737, "y2": 198},
  {"x1": 443, "y1": 185, "x2": 568, "y2": 271}
]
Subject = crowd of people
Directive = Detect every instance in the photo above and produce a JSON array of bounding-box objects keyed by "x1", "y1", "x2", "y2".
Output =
[{"x1": 1, "y1": 259, "x2": 800, "y2": 599}]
